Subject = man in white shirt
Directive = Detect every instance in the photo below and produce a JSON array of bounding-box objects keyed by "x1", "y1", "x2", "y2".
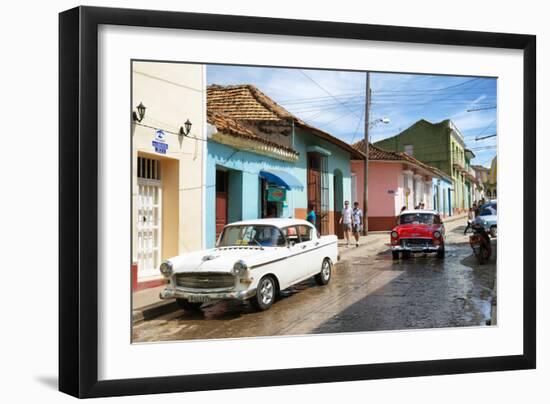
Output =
[{"x1": 339, "y1": 200, "x2": 352, "y2": 247}]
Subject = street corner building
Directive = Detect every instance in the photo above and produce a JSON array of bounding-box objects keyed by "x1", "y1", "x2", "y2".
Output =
[
  {"x1": 131, "y1": 61, "x2": 207, "y2": 290},
  {"x1": 350, "y1": 141, "x2": 454, "y2": 231},
  {"x1": 374, "y1": 119, "x2": 481, "y2": 215},
  {"x1": 205, "y1": 84, "x2": 365, "y2": 247}
]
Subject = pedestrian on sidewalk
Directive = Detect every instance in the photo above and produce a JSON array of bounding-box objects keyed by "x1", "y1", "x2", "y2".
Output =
[
  {"x1": 464, "y1": 203, "x2": 478, "y2": 235},
  {"x1": 351, "y1": 201, "x2": 363, "y2": 247},
  {"x1": 339, "y1": 200, "x2": 352, "y2": 247},
  {"x1": 474, "y1": 202, "x2": 480, "y2": 217},
  {"x1": 468, "y1": 203, "x2": 477, "y2": 220},
  {"x1": 306, "y1": 204, "x2": 316, "y2": 226}
]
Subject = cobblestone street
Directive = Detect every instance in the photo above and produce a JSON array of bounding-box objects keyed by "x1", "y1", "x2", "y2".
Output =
[{"x1": 132, "y1": 218, "x2": 496, "y2": 342}]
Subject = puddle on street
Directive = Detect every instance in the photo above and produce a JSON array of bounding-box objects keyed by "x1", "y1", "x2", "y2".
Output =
[{"x1": 469, "y1": 296, "x2": 493, "y2": 325}]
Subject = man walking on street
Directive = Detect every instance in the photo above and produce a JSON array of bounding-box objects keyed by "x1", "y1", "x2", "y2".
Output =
[
  {"x1": 352, "y1": 201, "x2": 363, "y2": 247},
  {"x1": 339, "y1": 200, "x2": 352, "y2": 247}
]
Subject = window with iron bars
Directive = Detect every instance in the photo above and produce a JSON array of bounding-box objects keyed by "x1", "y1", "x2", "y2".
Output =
[{"x1": 137, "y1": 156, "x2": 161, "y2": 181}]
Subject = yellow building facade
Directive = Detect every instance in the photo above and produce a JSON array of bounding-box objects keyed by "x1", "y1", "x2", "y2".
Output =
[{"x1": 132, "y1": 62, "x2": 205, "y2": 285}]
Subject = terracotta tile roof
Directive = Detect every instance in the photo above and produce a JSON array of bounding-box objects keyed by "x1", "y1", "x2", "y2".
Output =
[
  {"x1": 352, "y1": 140, "x2": 452, "y2": 181},
  {"x1": 207, "y1": 110, "x2": 299, "y2": 156},
  {"x1": 352, "y1": 140, "x2": 403, "y2": 161},
  {"x1": 208, "y1": 84, "x2": 293, "y2": 122},
  {"x1": 207, "y1": 84, "x2": 365, "y2": 159}
]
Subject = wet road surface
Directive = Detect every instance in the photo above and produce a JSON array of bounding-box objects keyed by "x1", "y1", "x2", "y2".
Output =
[{"x1": 133, "y1": 221, "x2": 496, "y2": 343}]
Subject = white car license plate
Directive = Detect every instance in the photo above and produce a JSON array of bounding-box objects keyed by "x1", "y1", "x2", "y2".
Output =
[{"x1": 188, "y1": 295, "x2": 211, "y2": 303}]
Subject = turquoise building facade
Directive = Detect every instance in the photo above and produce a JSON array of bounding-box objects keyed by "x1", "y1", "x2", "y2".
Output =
[
  {"x1": 205, "y1": 140, "x2": 299, "y2": 248},
  {"x1": 432, "y1": 177, "x2": 454, "y2": 217},
  {"x1": 205, "y1": 128, "x2": 356, "y2": 247}
]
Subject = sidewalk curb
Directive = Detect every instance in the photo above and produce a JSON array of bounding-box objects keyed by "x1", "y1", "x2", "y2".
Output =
[{"x1": 132, "y1": 300, "x2": 179, "y2": 324}]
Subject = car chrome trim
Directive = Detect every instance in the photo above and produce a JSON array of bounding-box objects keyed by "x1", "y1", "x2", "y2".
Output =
[{"x1": 249, "y1": 240, "x2": 338, "y2": 269}]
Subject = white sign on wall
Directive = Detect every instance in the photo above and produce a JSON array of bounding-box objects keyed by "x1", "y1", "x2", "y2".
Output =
[{"x1": 152, "y1": 129, "x2": 168, "y2": 154}]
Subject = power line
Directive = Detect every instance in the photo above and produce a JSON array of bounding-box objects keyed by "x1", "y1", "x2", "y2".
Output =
[
  {"x1": 134, "y1": 121, "x2": 207, "y2": 142},
  {"x1": 475, "y1": 134, "x2": 497, "y2": 141},
  {"x1": 277, "y1": 91, "x2": 363, "y2": 104},
  {"x1": 349, "y1": 108, "x2": 366, "y2": 145},
  {"x1": 467, "y1": 105, "x2": 496, "y2": 112},
  {"x1": 299, "y1": 69, "x2": 363, "y2": 119},
  {"x1": 463, "y1": 118, "x2": 497, "y2": 140},
  {"x1": 374, "y1": 77, "x2": 481, "y2": 94},
  {"x1": 315, "y1": 105, "x2": 364, "y2": 129}
]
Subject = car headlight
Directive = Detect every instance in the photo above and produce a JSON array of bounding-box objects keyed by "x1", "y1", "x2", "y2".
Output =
[
  {"x1": 433, "y1": 231, "x2": 441, "y2": 238},
  {"x1": 232, "y1": 260, "x2": 248, "y2": 276},
  {"x1": 159, "y1": 261, "x2": 173, "y2": 278},
  {"x1": 391, "y1": 231, "x2": 398, "y2": 239}
]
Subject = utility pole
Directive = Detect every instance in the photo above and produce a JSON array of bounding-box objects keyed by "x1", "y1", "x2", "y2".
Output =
[{"x1": 363, "y1": 72, "x2": 370, "y2": 236}]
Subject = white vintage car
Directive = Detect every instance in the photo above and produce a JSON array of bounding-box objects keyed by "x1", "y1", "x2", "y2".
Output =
[{"x1": 159, "y1": 218, "x2": 338, "y2": 311}]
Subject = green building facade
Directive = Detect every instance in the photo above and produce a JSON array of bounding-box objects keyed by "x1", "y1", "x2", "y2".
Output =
[{"x1": 374, "y1": 119, "x2": 475, "y2": 213}]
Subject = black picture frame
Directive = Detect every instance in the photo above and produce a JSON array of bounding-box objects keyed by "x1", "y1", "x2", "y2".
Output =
[{"x1": 59, "y1": 5, "x2": 536, "y2": 398}]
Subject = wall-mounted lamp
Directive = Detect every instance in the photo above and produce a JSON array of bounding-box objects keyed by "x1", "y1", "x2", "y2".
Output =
[
  {"x1": 133, "y1": 102, "x2": 146, "y2": 122},
  {"x1": 178, "y1": 119, "x2": 193, "y2": 138}
]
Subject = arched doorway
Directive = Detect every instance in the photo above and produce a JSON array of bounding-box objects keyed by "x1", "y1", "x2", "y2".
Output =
[{"x1": 333, "y1": 169, "x2": 344, "y2": 238}]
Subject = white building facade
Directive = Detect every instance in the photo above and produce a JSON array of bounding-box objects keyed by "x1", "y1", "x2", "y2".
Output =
[{"x1": 132, "y1": 61, "x2": 206, "y2": 289}]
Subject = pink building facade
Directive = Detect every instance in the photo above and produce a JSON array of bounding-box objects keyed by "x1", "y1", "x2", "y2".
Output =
[{"x1": 351, "y1": 143, "x2": 450, "y2": 231}]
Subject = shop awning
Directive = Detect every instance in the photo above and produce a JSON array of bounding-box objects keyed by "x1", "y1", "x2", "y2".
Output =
[{"x1": 259, "y1": 169, "x2": 304, "y2": 190}]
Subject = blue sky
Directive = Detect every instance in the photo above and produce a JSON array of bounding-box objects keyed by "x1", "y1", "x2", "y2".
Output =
[{"x1": 207, "y1": 65, "x2": 497, "y2": 167}]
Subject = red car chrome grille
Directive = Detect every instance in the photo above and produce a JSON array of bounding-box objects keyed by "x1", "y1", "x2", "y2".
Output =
[{"x1": 401, "y1": 238, "x2": 433, "y2": 247}]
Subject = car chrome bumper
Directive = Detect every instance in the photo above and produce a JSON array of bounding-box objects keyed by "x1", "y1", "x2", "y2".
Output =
[
  {"x1": 159, "y1": 287, "x2": 257, "y2": 302},
  {"x1": 391, "y1": 245, "x2": 443, "y2": 253}
]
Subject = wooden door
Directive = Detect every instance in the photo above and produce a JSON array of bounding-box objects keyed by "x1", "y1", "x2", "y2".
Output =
[
  {"x1": 307, "y1": 153, "x2": 330, "y2": 235},
  {"x1": 215, "y1": 170, "x2": 228, "y2": 240},
  {"x1": 307, "y1": 155, "x2": 322, "y2": 233}
]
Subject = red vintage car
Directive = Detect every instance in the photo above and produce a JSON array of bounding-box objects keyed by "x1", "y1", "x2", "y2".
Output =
[{"x1": 390, "y1": 210, "x2": 445, "y2": 260}]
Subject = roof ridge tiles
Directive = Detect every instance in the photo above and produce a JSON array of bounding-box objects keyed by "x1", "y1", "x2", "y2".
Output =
[{"x1": 207, "y1": 83, "x2": 364, "y2": 159}]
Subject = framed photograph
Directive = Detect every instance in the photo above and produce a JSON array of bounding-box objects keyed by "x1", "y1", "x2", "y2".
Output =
[{"x1": 59, "y1": 6, "x2": 536, "y2": 398}]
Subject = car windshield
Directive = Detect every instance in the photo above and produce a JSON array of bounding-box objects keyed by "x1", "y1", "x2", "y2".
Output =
[
  {"x1": 399, "y1": 213, "x2": 437, "y2": 225},
  {"x1": 218, "y1": 225, "x2": 286, "y2": 247}
]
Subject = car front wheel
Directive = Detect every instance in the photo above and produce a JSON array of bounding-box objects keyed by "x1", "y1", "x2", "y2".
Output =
[
  {"x1": 437, "y1": 246, "x2": 445, "y2": 259},
  {"x1": 315, "y1": 258, "x2": 332, "y2": 285},
  {"x1": 252, "y1": 275, "x2": 276, "y2": 311},
  {"x1": 392, "y1": 251, "x2": 400, "y2": 260}
]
